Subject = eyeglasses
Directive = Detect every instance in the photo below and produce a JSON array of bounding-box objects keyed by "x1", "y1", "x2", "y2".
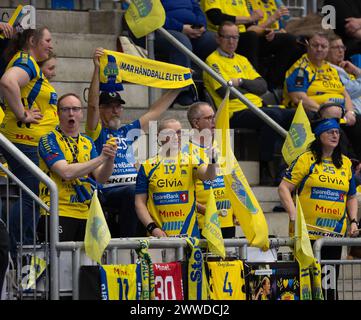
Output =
[
  {"x1": 59, "y1": 106, "x2": 83, "y2": 113},
  {"x1": 219, "y1": 34, "x2": 239, "y2": 40},
  {"x1": 197, "y1": 115, "x2": 215, "y2": 122},
  {"x1": 330, "y1": 45, "x2": 346, "y2": 51},
  {"x1": 325, "y1": 129, "x2": 340, "y2": 136},
  {"x1": 308, "y1": 43, "x2": 329, "y2": 50}
]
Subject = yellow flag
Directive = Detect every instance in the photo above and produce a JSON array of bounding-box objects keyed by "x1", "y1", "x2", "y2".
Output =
[
  {"x1": 99, "y1": 49, "x2": 194, "y2": 92},
  {"x1": 282, "y1": 101, "x2": 315, "y2": 165},
  {"x1": 21, "y1": 255, "x2": 47, "y2": 290},
  {"x1": 202, "y1": 188, "x2": 225, "y2": 259},
  {"x1": 125, "y1": 0, "x2": 165, "y2": 38},
  {"x1": 84, "y1": 190, "x2": 111, "y2": 264},
  {"x1": 215, "y1": 90, "x2": 269, "y2": 250},
  {"x1": 294, "y1": 195, "x2": 314, "y2": 268},
  {"x1": 294, "y1": 195, "x2": 323, "y2": 300},
  {"x1": 0, "y1": 5, "x2": 23, "y2": 40}
]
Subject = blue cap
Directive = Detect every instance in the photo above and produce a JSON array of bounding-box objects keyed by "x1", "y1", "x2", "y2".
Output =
[{"x1": 314, "y1": 118, "x2": 340, "y2": 136}]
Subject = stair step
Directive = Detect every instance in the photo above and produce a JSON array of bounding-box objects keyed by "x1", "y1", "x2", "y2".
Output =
[
  {"x1": 252, "y1": 186, "x2": 280, "y2": 202},
  {"x1": 52, "y1": 33, "x2": 117, "y2": 58},
  {"x1": 54, "y1": 57, "x2": 92, "y2": 82},
  {"x1": 52, "y1": 82, "x2": 152, "y2": 109},
  {"x1": 236, "y1": 211, "x2": 289, "y2": 238},
  {"x1": 2, "y1": 8, "x2": 123, "y2": 34},
  {"x1": 1, "y1": 0, "x2": 123, "y2": 10}
]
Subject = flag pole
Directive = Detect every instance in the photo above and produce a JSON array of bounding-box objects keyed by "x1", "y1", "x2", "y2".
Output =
[{"x1": 156, "y1": 27, "x2": 287, "y2": 138}]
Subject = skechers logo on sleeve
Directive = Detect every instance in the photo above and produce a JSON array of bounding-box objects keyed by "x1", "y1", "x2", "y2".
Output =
[{"x1": 310, "y1": 187, "x2": 345, "y2": 202}]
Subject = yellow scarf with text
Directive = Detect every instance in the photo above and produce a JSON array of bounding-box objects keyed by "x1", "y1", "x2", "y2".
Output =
[
  {"x1": 186, "y1": 237, "x2": 208, "y2": 300},
  {"x1": 136, "y1": 239, "x2": 155, "y2": 300},
  {"x1": 100, "y1": 49, "x2": 194, "y2": 92}
]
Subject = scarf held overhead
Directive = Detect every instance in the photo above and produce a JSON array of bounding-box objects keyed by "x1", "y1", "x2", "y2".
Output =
[{"x1": 100, "y1": 49, "x2": 194, "y2": 92}]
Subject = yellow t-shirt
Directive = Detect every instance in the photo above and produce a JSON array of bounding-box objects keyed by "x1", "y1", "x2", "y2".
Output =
[
  {"x1": 207, "y1": 260, "x2": 246, "y2": 300},
  {"x1": 246, "y1": 0, "x2": 281, "y2": 30},
  {"x1": 99, "y1": 264, "x2": 142, "y2": 300},
  {"x1": 283, "y1": 54, "x2": 345, "y2": 108},
  {"x1": 283, "y1": 151, "x2": 356, "y2": 239},
  {"x1": 38, "y1": 127, "x2": 98, "y2": 220},
  {"x1": 0, "y1": 51, "x2": 58, "y2": 146},
  {"x1": 135, "y1": 153, "x2": 205, "y2": 237},
  {"x1": 204, "y1": 49, "x2": 263, "y2": 117},
  {"x1": 201, "y1": 0, "x2": 250, "y2": 33}
]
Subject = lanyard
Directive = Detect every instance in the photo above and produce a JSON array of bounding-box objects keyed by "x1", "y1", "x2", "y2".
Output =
[{"x1": 56, "y1": 126, "x2": 79, "y2": 163}]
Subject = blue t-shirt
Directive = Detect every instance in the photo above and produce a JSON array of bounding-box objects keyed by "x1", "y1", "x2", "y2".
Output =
[{"x1": 86, "y1": 120, "x2": 141, "y2": 188}]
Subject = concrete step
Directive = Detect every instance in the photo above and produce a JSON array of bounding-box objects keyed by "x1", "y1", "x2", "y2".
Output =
[
  {"x1": 54, "y1": 57, "x2": 92, "y2": 82},
  {"x1": 235, "y1": 211, "x2": 289, "y2": 238},
  {"x1": 252, "y1": 186, "x2": 280, "y2": 202},
  {"x1": 52, "y1": 33, "x2": 117, "y2": 58},
  {"x1": 239, "y1": 161, "x2": 259, "y2": 186},
  {"x1": 2, "y1": 7, "x2": 123, "y2": 34},
  {"x1": 1, "y1": 0, "x2": 122, "y2": 10},
  {"x1": 52, "y1": 82, "x2": 152, "y2": 109}
]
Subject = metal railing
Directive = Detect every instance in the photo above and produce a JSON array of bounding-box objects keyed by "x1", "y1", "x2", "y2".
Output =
[
  {"x1": 55, "y1": 237, "x2": 294, "y2": 300},
  {"x1": 0, "y1": 133, "x2": 58, "y2": 300},
  {"x1": 314, "y1": 238, "x2": 361, "y2": 300}
]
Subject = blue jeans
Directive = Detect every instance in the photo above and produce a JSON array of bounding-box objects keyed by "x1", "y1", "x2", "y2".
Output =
[{"x1": 1, "y1": 143, "x2": 40, "y2": 251}]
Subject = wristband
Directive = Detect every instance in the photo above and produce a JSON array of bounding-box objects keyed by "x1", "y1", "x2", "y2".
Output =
[{"x1": 146, "y1": 222, "x2": 158, "y2": 234}]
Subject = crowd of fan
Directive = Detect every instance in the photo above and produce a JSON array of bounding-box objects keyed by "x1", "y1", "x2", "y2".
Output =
[{"x1": 0, "y1": 0, "x2": 360, "y2": 268}]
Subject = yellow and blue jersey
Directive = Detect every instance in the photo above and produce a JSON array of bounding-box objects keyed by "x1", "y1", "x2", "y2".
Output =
[
  {"x1": 204, "y1": 49, "x2": 263, "y2": 117},
  {"x1": 135, "y1": 153, "x2": 206, "y2": 237},
  {"x1": 201, "y1": 0, "x2": 250, "y2": 33},
  {"x1": 99, "y1": 264, "x2": 142, "y2": 300},
  {"x1": 283, "y1": 54, "x2": 345, "y2": 108},
  {"x1": 38, "y1": 127, "x2": 98, "y2": 220},
  {"x1": 185, "y1": 142, "x2": 234, "y2": 229},
  {"x1": 207, "y1": 260, "x2": 246, "y2": 300},
  {"x1": 86, "y1": 120, "x2": 141, "y2": 188},
  {"x1": 0, "y1": 51, "x2": 58, "y2": 146},
  {"x1": 284, "y1": 151, "x2": 356, "y2": 239}
]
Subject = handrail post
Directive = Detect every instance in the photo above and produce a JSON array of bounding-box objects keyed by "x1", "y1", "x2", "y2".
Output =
[{"x1": 156, "y1": 27, "x2": 287, "y2": 138}]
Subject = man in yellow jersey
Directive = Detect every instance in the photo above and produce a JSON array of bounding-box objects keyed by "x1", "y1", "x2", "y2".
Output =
[
  {"x1": 38, "y1": 93, "x2": 117, "y2": 241},
  {"x1": 135, "y1": 118, "x2": 217, "y2": 238},
  {"x1": 283, "y1": 32, "x2": 354, "y2": 115},
  {"x1": 204, "y1": 21, "x2": 294, "y2": 185},
  {"x1": 186, "y1": 102, "x2": 236, "y2": 238}
]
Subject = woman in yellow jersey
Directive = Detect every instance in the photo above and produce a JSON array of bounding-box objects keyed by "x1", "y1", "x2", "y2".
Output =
[
  {"x1": 135, "y1": 118, "x2": 218, "y2": 238},
  {"x1": 279, "y1": 118, "x2": 359, "y2": 300},
  {"x1": 0, "y1": 27, "x2": 58, "y2": 250}
]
